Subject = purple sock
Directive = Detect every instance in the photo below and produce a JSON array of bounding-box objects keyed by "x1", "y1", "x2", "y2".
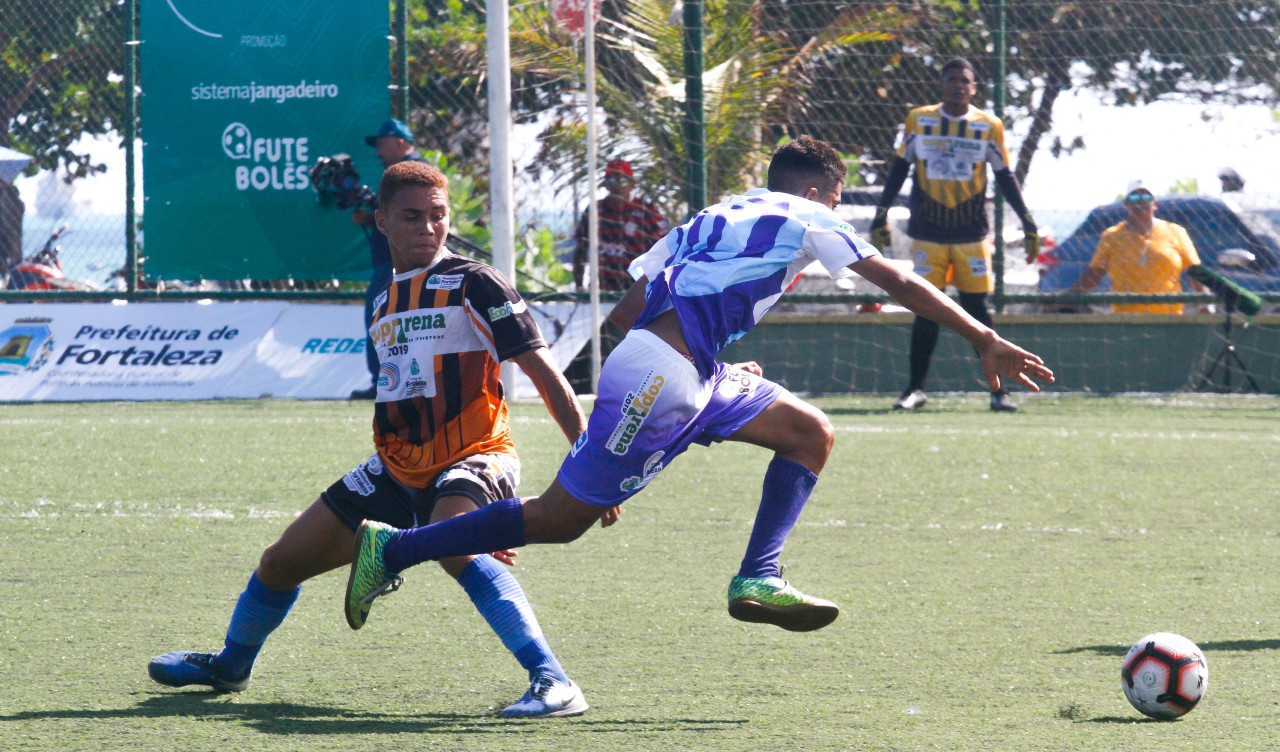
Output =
[
  {"x1": 737, "y1": 457, "x2": 818, "y2": 579},
  {"x1": 384, "y1": 497, "x2": 526, "y2": 573}
]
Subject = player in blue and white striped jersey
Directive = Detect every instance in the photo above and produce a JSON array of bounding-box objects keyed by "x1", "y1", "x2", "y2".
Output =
[
  {"x1": 629, "y1": 183, "x2": 876, "y2": 379},
  {"x1": 347, "y1": 136, "x2": 1055, "y2": 643}
]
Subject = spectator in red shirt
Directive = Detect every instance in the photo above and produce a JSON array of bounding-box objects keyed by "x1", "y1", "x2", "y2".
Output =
[{"x1": 573, "y1": 159, "x2": 670, "y2": 291}]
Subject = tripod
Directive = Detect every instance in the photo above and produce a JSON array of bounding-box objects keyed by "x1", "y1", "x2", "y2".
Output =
[{"x1": 1193, "y1": 298, "x2": 1261, "y2": 393}]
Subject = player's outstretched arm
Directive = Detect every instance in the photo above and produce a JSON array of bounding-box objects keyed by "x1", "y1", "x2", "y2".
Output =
[
  {"x1": 850, "y1": 256, "x2": 1054, "y2": 392},
  {"x1": 512, "y1": 346, "x2": 587, "y2": 443},
  {"x1": 975, "y1": 337, "x2": 1054, "y2": 393}
]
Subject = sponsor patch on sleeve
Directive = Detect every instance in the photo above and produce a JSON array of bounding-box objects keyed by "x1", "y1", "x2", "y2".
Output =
[{"x1": 487, "y1": 299, "x2": 528, "y2": 322}]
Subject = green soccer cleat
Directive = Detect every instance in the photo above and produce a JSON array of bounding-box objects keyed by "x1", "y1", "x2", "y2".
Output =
[
  {"x1": 345, "y1": 520, "x2": 405, "y2": 630},
  {"x1": 727, "y1": 574, "x2": 839, "y2": 632}
]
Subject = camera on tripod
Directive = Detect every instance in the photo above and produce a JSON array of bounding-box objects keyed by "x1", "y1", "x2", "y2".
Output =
[
  {"x1": 1189, "y1": 252, "x2": 1264, "y2": 392},
  {"x1": 1187, "y1": 259, "x2": 1262, "y2": 316},
  {"x1": 309, "y1": 154, "x2": 378, "y2": 211}
]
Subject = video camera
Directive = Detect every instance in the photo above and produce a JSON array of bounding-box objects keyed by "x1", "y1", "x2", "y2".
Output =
[
  {"x1": 309, "y1": 154, "x2": 377, "y2": 211},
  {"x1": 1187, "y1": 264, "x2": 1262, "y2": 316}
]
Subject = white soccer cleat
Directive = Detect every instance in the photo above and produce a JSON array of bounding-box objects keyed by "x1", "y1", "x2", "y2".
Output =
[
  {"x1": 499, "y1": 676, "x2": 588, "y2": 719},
  {"x1": 893, "y1": 389, "x2": 927, "y2": 410}
]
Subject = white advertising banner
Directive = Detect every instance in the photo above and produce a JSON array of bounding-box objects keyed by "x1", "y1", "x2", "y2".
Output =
[
  {"x1": 0, "y1": 301, "x2": 603, "y2": 402},
  {"x1": 219, "y1": 304, "x2": 370, "y2": 399},
  {"x1": 512, "y1": 301, "x2": 612, "y2": 399},
  {"x1": 0, "y1": 303, "x2": 284, "y2": 401}
]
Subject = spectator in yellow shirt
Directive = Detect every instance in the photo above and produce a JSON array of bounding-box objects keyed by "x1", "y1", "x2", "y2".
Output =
[{"x1": 1071, "y1": 181, "x2": 1205, "y2": 314}]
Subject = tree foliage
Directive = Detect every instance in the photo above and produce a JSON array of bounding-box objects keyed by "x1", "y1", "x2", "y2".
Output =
[
  {"x1": 997, "y1": 0, "x2": 1280, "y2": 184},
  {"x1": 0, "y1": 0, "x2": 127, "y2": 181},
  {"x1": 796, "y1": 0, "x2": 1280, "y2": 187},
  {"x1": 514, "y1": 0, "x2": 903, "y2": 218},
  {"x1": 399, "y1": 0, "x2": 1279, "y2": 226}
]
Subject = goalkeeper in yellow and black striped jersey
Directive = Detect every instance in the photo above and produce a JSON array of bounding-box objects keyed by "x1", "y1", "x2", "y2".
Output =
[{"x1": 870, "y1": 57, "x2": 1040, "y2": 413}]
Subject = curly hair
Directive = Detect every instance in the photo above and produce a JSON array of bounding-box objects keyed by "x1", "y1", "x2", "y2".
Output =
[
  {"x1": 379, "y1": 160, "x2": 448, "y2": 207},
  {"x1": 766, "y1": 135, "x2": 847, "y2": 196}
]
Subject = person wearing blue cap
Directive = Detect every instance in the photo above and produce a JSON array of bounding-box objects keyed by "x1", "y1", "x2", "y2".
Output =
[{"x1": 350, "y1": 119, "x2": 427, "y2": 400}]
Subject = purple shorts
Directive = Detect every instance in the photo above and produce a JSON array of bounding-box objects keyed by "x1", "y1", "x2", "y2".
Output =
[{"x1": 558, "y1": 329, "x2": 781, "y2": 508}]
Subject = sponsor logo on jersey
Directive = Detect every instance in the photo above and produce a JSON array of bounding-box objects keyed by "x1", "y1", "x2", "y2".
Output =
[
  {"x1": 605, "y1": 371, "x2": 665, "y2": 455},
  {"x1": 917, "y1": 116, "x2": 940, "y2": 128},
  {"x1": 620, "y1": 451, "x2": 666, "y2": 493},
  {"x1": 404, "y1": 375, "x2": 430, "y2": 397},
  {"x1": 425, "y1": 273, "x2": 464, "y2": 290},
  {"x1": 372, "y1": 312, "x2": 447, "y2": 348},
  {"x1": 378, "y1": 362, "x2": 400, "y2": 390},
  {"x1": 366, "y1": 454, "x2": 384, "y2": 475},
  {"x1": 969, "y1": 120, "x2": 991, "y2": 132},
  {"x1": 487, "y1": 299, "x2": 527, "y2": 322}
]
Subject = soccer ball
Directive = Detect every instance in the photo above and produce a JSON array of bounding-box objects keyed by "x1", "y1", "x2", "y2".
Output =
[{"x1": 1120, "y1": 632, "x2": 1208, "y2": 720}]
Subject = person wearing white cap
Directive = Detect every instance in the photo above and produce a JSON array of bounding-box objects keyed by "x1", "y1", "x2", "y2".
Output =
[
  {"x1": 1069, "y1": 181, "x2": 1206, "y2": 315},
  {"x1": 1218, "y1": 167, "x2": 1245, "y2": 193}
]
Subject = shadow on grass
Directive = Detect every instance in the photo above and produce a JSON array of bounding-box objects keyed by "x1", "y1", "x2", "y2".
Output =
[
  {"x1": 823, "y1": 405, "x2": 898, "y2": 417},
  {"x1": 1056, "y1": 638, "x2": 1280, "y2": 656},
  {"x1": 0, "y1": 694, "x2": 746, "y2": 736}
]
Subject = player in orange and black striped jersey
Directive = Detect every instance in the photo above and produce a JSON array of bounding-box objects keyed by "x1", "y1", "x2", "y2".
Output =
[
  {"x1": 870, "y1": 57, "x2": 1041, "y2": 413},
  {"x1": 368, "y1": 253, "x2": 546, "y2": 488},
  {"x1": 148, "y1": 161, "x2": 616, "y2": 719}
]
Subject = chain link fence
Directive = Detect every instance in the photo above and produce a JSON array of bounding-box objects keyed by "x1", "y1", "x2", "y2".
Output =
[
  {"x1": 3, "y1": 0, "x2": 1279, "y2": 306},
  {"x1": 3, "y1": 0, "x2": 130, "y2": 294}
]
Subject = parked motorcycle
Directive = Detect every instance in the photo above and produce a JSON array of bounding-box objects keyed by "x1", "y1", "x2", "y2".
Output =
[{"x1": 4, "y1": 223, "x2": 103, "y2": 291}]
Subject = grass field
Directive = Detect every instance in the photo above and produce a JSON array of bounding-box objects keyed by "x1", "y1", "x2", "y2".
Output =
[{"x1": 2, "y1": 394, "x2": 1279, "y2": 751}]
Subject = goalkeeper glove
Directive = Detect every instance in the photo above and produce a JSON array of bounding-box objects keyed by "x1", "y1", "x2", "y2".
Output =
[
  {"x1": 1022, "y1": 222, "x2": 1040, "y2": 263},
  {"x1": 870, "y1": 207, "x2": 892, "y2": 252}
]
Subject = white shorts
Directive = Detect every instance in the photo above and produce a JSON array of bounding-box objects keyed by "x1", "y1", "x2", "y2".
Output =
[{"x1": 557, "y1": 329, "x2": 782, "y2": 507}]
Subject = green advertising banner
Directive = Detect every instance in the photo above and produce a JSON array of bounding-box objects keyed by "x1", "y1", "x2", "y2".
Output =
[{"x1": 140, "y1": 1, "x2": 389, "y2": 281}]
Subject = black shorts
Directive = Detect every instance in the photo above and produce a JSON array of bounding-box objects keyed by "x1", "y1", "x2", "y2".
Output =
[{"x1": 321, "y1": 452, "x2": 520, "y2": 531}]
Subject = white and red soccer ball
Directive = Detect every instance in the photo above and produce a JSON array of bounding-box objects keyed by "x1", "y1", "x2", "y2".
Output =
[{"x1": 1121, "y1": 632, "x2": 1208, "y2": 720}]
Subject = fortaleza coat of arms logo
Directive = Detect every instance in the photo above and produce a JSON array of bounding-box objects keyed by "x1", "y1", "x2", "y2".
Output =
[{"x1": 0, "y1": 318, "x2": 55, "y2": 375}]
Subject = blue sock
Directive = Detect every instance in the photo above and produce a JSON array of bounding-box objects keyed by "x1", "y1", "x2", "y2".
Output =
[
  {"x1": 214, "y1": 571, "x2": 299, "y2": 678},
  {"x1": 737, "y1": 457, "x2": 819, "y2": 579},
  {"x1": 457, "y1": 555, "x2": 568, "y2": 683},
  {"x1": 385, "y1": 497, "x2": 526, "y2": 573}
]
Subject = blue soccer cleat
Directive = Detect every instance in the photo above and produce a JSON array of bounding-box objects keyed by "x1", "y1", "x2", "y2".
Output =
[
  {"x1": 499, "y1": 675, "x2": 588, "y2": 719},
  {"x1": 147, "y1": 651, "x2": 251, "y2": 692},
  {"x1": 345, "y1": 520, "x2": 405, "y2": 630}
]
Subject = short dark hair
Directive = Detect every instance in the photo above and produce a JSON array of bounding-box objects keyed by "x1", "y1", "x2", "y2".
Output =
[
  {"x1": 766, "y1": 136, "x2": 847, "y2": 196},
  {"x1": 379, "y1": 160, "x2": 448, "y2": 207},
  {"x1": 941, "y1": 57, "x2": 976, "y2": 78}
]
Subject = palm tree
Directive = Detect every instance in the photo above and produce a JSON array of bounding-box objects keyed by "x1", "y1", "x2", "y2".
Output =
[{"x1": 514, "y1": 0, "x2": 909, "y2": 219}]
